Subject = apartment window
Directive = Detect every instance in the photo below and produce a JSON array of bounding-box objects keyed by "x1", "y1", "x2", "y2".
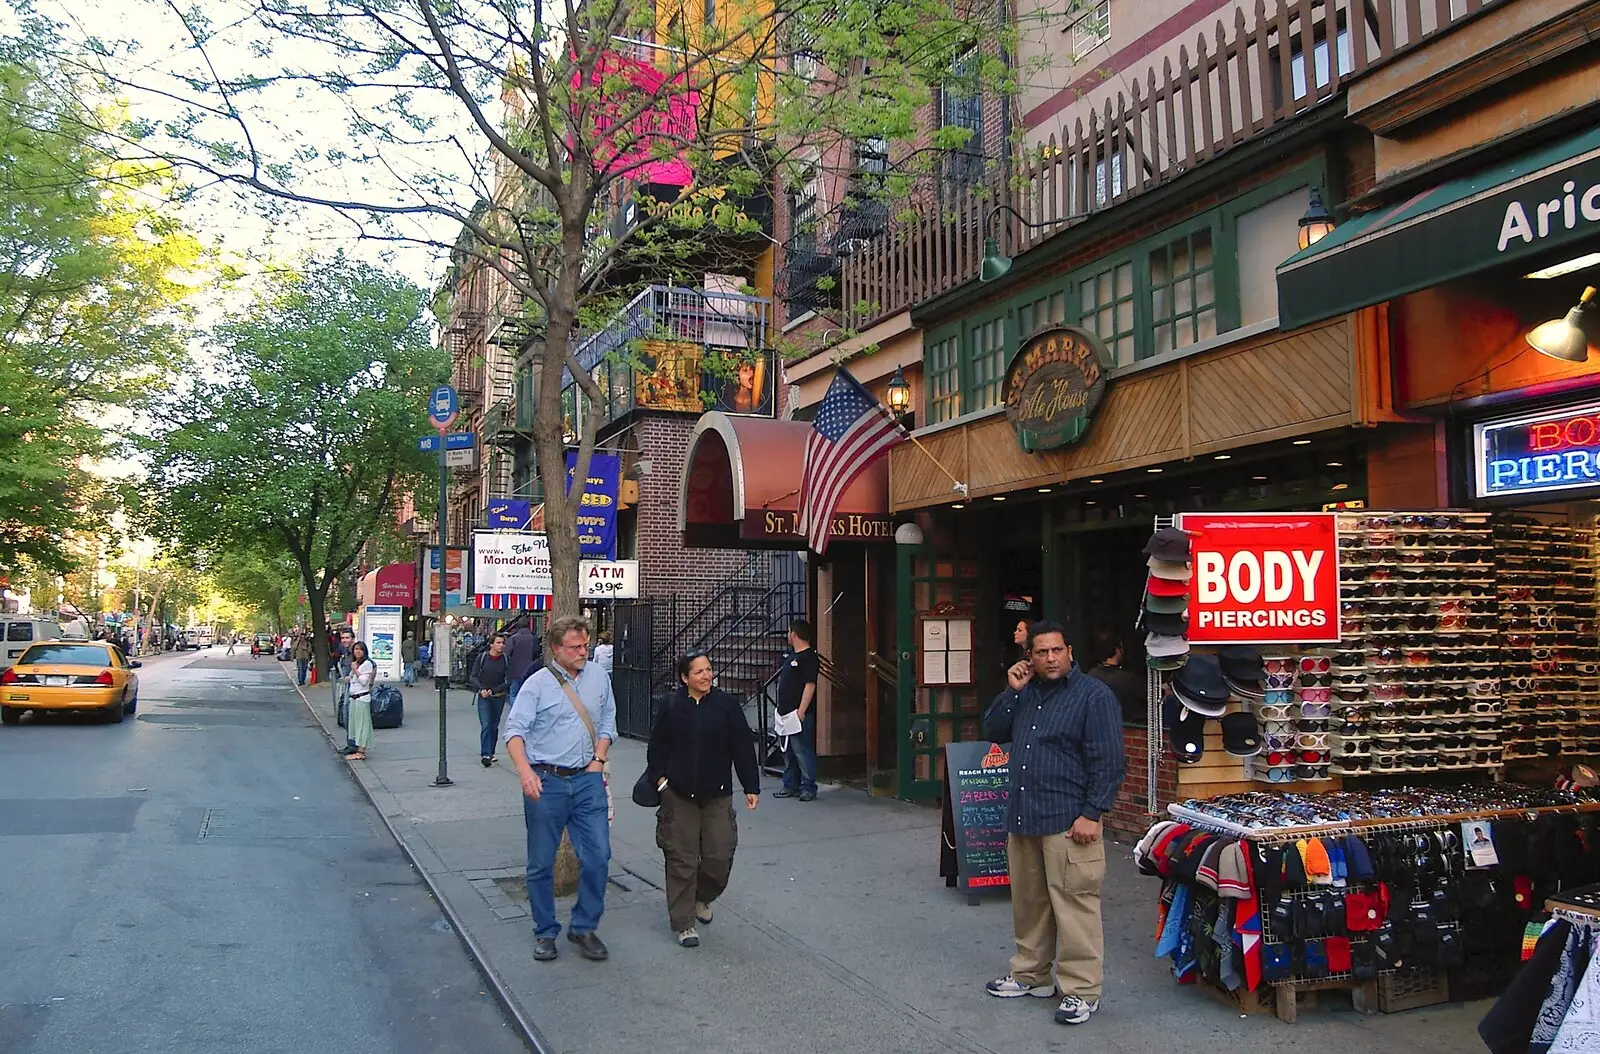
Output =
[
  {"x1": 941, "y1": 48, "x2": 985, "y2": 189},
  {"x1": 968, "y1": 316, "x2": 1007, "y2": 411},
  {"x1": 1149, "y1": 228, "x2": 1217, "y2": 355},
  {"x1": 1291, "y1": 26, "x2": 1353, "y2": 100},
  {"x1": 1070, "y1": 0, "x2": 1111, "y2": 63},
  {"x1": 926, "y1": 332, "x2": 962, "y2": 424},
  {"x1": 1077, "y1": 260, "x2": 1136, "y2": 366}
]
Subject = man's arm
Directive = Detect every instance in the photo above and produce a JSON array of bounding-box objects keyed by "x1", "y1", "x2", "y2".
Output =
[
  {"x1": 1077, "y1": 683, "x2": 1128, "y2": 823},
  {"x1": 505, "y1": 682, "x2": 543, "y2": 799},
  {"x1": 796, "y1": 652, "x2": 818, "y2": 718}
]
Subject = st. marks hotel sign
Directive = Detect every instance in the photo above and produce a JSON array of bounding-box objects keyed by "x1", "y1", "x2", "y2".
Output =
[{"x1": 742, "y1": 509, "x2": 894, "y2": 543}]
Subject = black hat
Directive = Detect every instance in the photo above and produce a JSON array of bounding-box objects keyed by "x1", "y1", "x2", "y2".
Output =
[
  {"x1": 1140, "y1": 610, "x2": 1188, "y2": 637},
  {"x1": 1220, "y1": 712, "x2": 1262, "y2": 757},
  {"x1": 1172, "y1": 653, "x2": 1230, "y2": 716},
  {"x1": 1225, "y1": 676, "x2": 1265, "y2": 701},
  {"x1": 1218, "y1": 646, "x2": 1264, "y2": 684},
  {"x1": 1142, "y1": 526, "x2": 1192, "y2": 563},
  {"x1": 1163, "y1": 695, "x2": 1206, "y2": 764}
]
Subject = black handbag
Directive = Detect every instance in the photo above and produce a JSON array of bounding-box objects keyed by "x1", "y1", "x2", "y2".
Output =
[{"x1": 632, "y1": 769, "x2": 662, "y2": 808}]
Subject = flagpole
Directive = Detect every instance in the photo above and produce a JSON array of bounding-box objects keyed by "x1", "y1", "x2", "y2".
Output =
[{"x1": 868, "y1": 402, "x2": 969, "y2": 497}]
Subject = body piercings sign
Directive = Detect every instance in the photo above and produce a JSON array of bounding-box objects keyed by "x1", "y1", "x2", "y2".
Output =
[{"x1": 1177, "y1": 512, "x2": 1341, "y2": 645}]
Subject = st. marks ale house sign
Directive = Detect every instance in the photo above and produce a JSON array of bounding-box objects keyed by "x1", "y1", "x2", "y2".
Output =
[{"x1": 1003, "y1": 324, "x2": 1110, "y2": 452}]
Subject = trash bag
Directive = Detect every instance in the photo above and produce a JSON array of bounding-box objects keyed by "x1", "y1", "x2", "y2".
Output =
[{"x1": 370, "y1": 683, "x2": 404, "y2": 729}]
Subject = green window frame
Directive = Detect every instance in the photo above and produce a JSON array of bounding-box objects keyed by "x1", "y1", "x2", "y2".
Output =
[
  {"x1": 1148, "y1": 224, "x2": 1219, "y2": 356},
  {"x1": 967, "y1": 314, "x2": 1006, "y2": 412},
  {"x1": 1075, "y1": 256, "x2": 1138, "y2": 366},
  {"x1": 925, "y1": 327, "x2": 961, "y2": 424}
]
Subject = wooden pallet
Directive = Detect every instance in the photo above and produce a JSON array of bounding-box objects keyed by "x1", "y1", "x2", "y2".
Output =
[{"x1": 1272, "y1": 977, "x2": 1380, "y2": 1023}]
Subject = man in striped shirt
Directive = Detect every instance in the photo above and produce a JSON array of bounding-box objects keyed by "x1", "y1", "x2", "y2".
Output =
[{"x1": 981, "y1": 620, "x2": 1126, "y2": 1026}]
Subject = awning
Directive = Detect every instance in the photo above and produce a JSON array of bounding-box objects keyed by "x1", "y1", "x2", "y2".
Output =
[
  {"x1": 357, "y1": 562, "x2": 417, "y2": 607},
  {"x1": 680, "y1": 412, "x2": 893, "y2": 549},
  {"x1": 1277, "y1": 125, "x2": 1600, "y2": 330}
]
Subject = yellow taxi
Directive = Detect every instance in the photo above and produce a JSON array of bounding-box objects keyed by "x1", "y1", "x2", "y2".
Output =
[{"x1": 0, "y1": 641, "x2": 141, "y2": 725}]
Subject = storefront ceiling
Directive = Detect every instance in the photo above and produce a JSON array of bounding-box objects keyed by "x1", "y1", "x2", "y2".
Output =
[{"x1": 1277, "y1": 124, "x2": 1600, "y2": 330}]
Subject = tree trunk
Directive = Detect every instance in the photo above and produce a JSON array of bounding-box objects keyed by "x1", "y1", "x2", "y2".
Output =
[
  {"x1": 534, "y1": 316, "x2": 585, "y2": 617},
  {"x1": 140, "y1": 582, "x2": 166, "y2": 656},
  {"x1": 306, "y1": 577, "x2": 331, "y2": 676}
]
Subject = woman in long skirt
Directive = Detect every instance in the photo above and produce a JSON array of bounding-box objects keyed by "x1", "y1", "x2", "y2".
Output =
[{"x1": 343, "y1": 640, "x2": 376, "y2": 760}]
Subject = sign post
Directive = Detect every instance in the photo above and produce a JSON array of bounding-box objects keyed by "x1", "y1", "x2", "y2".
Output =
[{"x1": 427, "y1": 384, "x2": 459, "y2": 788}]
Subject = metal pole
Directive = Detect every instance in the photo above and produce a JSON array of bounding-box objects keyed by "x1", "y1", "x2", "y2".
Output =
[{"x1": 435, "y1": 440, "x2": 453, "y2": 786}]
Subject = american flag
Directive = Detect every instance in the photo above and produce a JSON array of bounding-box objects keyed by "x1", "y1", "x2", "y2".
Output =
[{"x1": 798, "y1": 368, "x2": 908, "y2": 554}]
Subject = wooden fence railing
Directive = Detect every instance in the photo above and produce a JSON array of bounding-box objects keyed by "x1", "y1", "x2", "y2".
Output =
[{"x1": 841, "y1": 0, "x2": 1490, "y2": 329}]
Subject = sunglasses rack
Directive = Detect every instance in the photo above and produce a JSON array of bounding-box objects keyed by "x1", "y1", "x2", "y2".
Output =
[
  {"x1": 1493, "y1": 518, "x2": 1600, "y2": 763},
  {"x1": 1333, "y1": 512, "x2": 1503, "y2": 776},
  {"x1": 1249, "y1": 653, "x2": 1338, "y2": 783}
]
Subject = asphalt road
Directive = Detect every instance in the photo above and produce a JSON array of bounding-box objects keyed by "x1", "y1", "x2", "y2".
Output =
[{"x1": 0, "y1": 647, "x2": 527, "y2": 1054}]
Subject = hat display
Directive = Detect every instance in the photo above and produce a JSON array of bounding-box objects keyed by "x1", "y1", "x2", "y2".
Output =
[
  {"x1": 1163, "y1": 695, "x2": 1206, "y2": 764},
  {"x1": 1144, "y1": 592, "x2": 1188, "y2": 615},
  {"x1": 1147, "y1": 557, "x2": 1192, "y2": 581},
  {"x1": 1146, "y1": 653, "x2": 1188, "y2": 672},
  {"x1": 1146, "y1": 633, "x2": 1190, "y2": 658},
  {"x1": 1146, "y1": 575, "x2": 1188, "y2": 597},
  {"x1": 1143, "y1": 525, "x2": 1193, "y2": 563},
  {"x1": 1140, "y1": 610, "x2": 1187, "y2": 637},
  {"x1": 1172, "y1": 654, "x2": 1230, "y2": 716},
  {"x1": 1218, "y1": 646, "x2": 1264, "y2": 683},
  {"x1": 1220, "y1": 712, "x2": 1262, "y2": 756}
]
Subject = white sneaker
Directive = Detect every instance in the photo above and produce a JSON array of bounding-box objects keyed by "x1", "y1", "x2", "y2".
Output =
[
  {"x1": 1054, "y1": 994, "x2": 1100, "y2": 1024},
  {"x1": 984, "y1": 975, "x2": 1055, "y2": 998},
  {"x1": 677, "y1": 927, "x2": 699, "y2": 948},
  {"x1": 694, "y1": 901, "x2": 713, "y2": 924}
]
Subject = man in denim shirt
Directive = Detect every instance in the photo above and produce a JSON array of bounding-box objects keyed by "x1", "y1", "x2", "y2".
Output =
[{"x1": 505, "y1": 615, "x2": 616, "y2": 963}]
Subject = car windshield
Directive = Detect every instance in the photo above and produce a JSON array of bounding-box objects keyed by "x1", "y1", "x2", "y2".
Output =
[{"x1": 20, "y1": 644, "x2": 113, "y2": 666}]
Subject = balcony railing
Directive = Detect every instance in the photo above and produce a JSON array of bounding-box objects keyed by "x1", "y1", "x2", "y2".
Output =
[{"x1": 841, "y1": 0, "x2": 1492, "y2": 328}]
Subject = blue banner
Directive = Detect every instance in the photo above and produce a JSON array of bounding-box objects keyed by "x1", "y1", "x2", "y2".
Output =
[
  {"x1": 566, "y1": 452, "x2": 621, "y2": 559},
  {"x1": 486, "y1": 498, "x2": 532, "y2": 530}
]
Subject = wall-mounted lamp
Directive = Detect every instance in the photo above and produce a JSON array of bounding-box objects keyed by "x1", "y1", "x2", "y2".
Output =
[
  {"x1": 1527, "y1": 286, "x2": 1598, "y2": 362},
  {"x1": 885, "y1": 367, "x2": 912, "y2": 418},
  {"x1": 980, "y1": 203, "x2": 1077, "y2": 283},
  {"x1": 1298, "y1": 188, "x2": 1337, "y2": 251}
]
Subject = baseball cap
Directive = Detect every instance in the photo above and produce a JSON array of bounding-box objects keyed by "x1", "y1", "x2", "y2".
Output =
[
  {"x1": 1220, "y1": 712, "x2": 1262, "y2": 756},
  {"x1": 1144, "y1": 593, "x2": 1188, "y2": 615},
  {"x1": 1147, "y1": 557, "x2": 1192, "y2": 581},
  {"x1": 1146, "y1": 575, "x2": 1188, "y2": 597}
]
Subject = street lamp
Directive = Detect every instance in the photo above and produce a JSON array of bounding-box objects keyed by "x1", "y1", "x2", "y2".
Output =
[
  {"x1": 885, "y1": 367, "x2": 912, "y2": 418},
  {"x1": 980, "y1": 203, "x2": 1077, "y2": 283},
  {"x1": 1527, "y1": 286, "x2": 1598, "y2": 362},
  {"x1": 1298, "y1": 188, "x2": 1337, "y2": 251}
]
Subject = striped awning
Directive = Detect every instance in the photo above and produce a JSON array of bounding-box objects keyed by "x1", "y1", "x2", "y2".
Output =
[{"x1": 473, "y1": 593, "x2": 554, "y2": 612}]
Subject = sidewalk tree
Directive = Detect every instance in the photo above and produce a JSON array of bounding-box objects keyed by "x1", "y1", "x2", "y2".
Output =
[
  {"x1": 63, "y1": 0, "x2": 1027, "y2": 615},
  {"x1": 210, "y1": 544, "x2": 303, "y2": 634},
  {"x1": 145, "y1": 256, "x2": 445, "y2": 671},
  {"x1": 0, "y1": 39, "x2": 200, "y2": 578}
]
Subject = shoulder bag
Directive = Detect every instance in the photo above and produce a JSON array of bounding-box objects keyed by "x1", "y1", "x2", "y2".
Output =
[{"x1": 551, "y1": 665, "x2": 615, "y2": 823}]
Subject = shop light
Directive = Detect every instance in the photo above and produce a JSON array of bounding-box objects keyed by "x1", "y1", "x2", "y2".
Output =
[
  {"x1": 1085, "y1": 500, "x2": 1098, "y2": 505},
  {"x1": 1146, "y1": 467, "x2": 1163, "y2": 473},
  {"x1": 1297, "y1": 188, "x2": 1336, "y2": 251},
  {"x1": 1526, "y1": 286, "x2": 1598, "y2": 362},
  {"x1": 952, "y1": 503, "x2": 965, "y2": 509},
  {"x1": 1089, "y1": 478, "x2": 1105, "y2": 484},
  {"x1": 1526, "y1": 252, "x2": 1600, "y2": 280},
  {"x1": 992, "y1": 495, "x2": 1007, "y2": 501},
  {"x1": 885, "y1": 367, "x2": 912, "y2": 417},
  {"x1": 1037, "y1": 487, "x2": 1053, "y2": 493},
  {"x1": 1133, "y1": 493, "x2": 1147, "y2": 499},
  {"x1": 1213, "y1": 453, "x2": 1231, "y2": 460},
  {"x1": 1252, "y1": 475, "x2": 1268, "y2": 481},
  {"x1": 1292, "y1": 439, "x2": 1311, "y2": 446},
  {"x1": 1327, "y1": 461, "x2": 1344, "y2": 467}
]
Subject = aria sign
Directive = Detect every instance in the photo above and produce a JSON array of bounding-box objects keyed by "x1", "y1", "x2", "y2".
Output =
[
  {"x1": 1472, "y1": 401, "x2": 1600, "y2": 500},
  {"x1": 1002, "y1": 325, "x2": 1110, "y2": 452}
]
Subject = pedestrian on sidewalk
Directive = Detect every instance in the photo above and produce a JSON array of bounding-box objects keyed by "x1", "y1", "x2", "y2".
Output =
[
  {"x1": 772, "y1": 618, "x2": 818, "y2": 801},
  {"x1": 293, "y1": 632, "x2": 312, "y2": 686},
  {"x1": 592, "y1": 631, "x2": 613, "y2": 677},
  {"x1": 401, "y1": 632, "x2": 418, "y2": 686},
  {"x1": 470, "y1": 632, "x2": 512, "y2": 767},
  {"x1": 981, "y1": 621, "x2": 1125, "y2": 1027},
  {"x1": 334, "y1": 626, "x2": 354, "y2": 728},
  {"x1": 225, "y1": 634, "x2": 236, "y2": 656},
  {"x1": 342, "y1": 640, "x2": 377, "y2": 761},
  {"x1": 504, "y1": 621, "x2": 540, "y2": 706},
  {"x1": 505, "y1": 615, "x2": 615, "y2": 964},
  {"x1": 647, "y1": 652, "x2": 760, "y2": 948}
]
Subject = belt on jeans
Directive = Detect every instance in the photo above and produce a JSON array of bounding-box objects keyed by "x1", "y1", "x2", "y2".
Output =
[{"x1": 533, "y1": 763, "x2": 589, "y2": 778}]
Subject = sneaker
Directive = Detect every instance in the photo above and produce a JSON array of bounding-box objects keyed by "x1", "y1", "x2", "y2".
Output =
[
  {"x1": 481, "y1": 756, "x2": 493, "y2": 767},
  {"x1": 1054, "y1": 994, "x2": 1100, "y2": 1025},
  {"x1": 694, "y1": 901, "x2": 713, "y2": 925},
  {"x1": 772, "y1": 789, "x2": 798, "y2": 798},
  {"x1": 985, "y1": 975, "x2": 1055, "y2": 998},
  {"x1": 798, "y1": 791, "x2": 816, "y2": 801},
  {"x1": 677, "y1": 927, "x2": 700, "y2": 948}
]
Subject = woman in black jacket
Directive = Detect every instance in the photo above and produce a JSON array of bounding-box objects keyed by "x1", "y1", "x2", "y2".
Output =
[{"x1": 647, "y1": 652, "x2": 761, "y2": 948}]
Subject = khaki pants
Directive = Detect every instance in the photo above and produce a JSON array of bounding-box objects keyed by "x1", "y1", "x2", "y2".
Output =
[
  {"x1": 655, "y1": 788, "x2": 738, "y2": 932},
  {"x1": 1006, "y1": 832, "x2": 1107, "y2": 999}
]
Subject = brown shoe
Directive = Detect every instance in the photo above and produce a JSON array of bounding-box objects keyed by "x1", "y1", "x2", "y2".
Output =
[{"x1": 567, "y1": 930, "x2": 609, "y2": 960}]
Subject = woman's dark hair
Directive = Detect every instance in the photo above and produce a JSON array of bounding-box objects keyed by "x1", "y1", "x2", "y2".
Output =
[
  {"x1": 677, "y1": 651, "x2": 711, "y2": 682},
  {"x1": 350, "y1": 640, "x2": 370, "y2": 664}
]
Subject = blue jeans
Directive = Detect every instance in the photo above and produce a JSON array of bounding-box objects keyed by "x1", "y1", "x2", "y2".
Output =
[
  {"x1": 508, "y1": 676, "x2": 526, "y2": 709},
  {"x1": 523, "y1": 771, "x2": 611, "y2": 938},
  {"x1": 296, "y1": 658, "x2": 308, "y2": 685},
  {"x1": 782, "y1": 710, "x2": 817, "y2": 795},
  {"x1": 477, "y1": 694, "x2": 508, "y2": 758},
  {"x1": 402, "y1": 661, "x2": 416, "y2": 686}
]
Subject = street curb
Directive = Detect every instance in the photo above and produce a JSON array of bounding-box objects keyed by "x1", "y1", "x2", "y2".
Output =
[{"x1": 279, "y1": 664, "x2": 555, "y2": 1054}]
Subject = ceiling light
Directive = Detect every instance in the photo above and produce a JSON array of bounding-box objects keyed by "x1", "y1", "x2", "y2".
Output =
[
  {"x1": 1146, "y1": 467, "x2": 1163, "y2": 473},
  {"x1": 951, "y1": 503, "x2": 965, "y2": 509},
  {"x1": 1213, "y1": 453, "x2": 1231, "y2": 461},
  {"x1": 1330, "y1": 482, "x2": 1349, "y2": 491},
  {"x1": 1252, "y1": 475, "x2": 1268, "y2": 481},
  {"x1": 1526, "y1": 252, "x2": 1600, "y2": 279},
  {"x1": 1037, "y1": 487, "x2": 1053, "y2": 493},
  {"x1": 1292, "y1": 439, "x2": 1311, "y2": 446},
  {"x1": 992, "y1": 495, "x2": 1006, "y2": 501},
  {"x1": 1133, "y1": 493, "x2": 1147, "y2": 498},
  {"x1": 1089, "y1": 478, "x2": 1104, "y2": 484},
  {"x1": 1527, "y1": 286, "x2": 1597, "y2": 362},
  {"x1": 1085, "y1": 500, "x2": 1097, "y2": 505},
  {"x1": 1326, "y1": 461, "x2": 1344, "y2": 467}
]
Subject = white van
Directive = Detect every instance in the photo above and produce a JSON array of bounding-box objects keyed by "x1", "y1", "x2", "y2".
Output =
[{"x1": 0, "y1": 617, "x2": 63, "y2": 670}]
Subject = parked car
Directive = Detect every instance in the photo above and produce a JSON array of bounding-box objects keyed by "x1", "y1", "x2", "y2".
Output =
[
  {"x1": 0, "y1": 641, "x2": 141, "y2": 724},
  {"x1": 0, "y1": 617, "x2": 63, "y2": 672}
]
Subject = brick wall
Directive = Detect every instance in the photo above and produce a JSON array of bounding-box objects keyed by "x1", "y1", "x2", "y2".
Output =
[
  {"x1": 1103, "y1": 724, "x2": 1175, "y2": 844},
  {"x1": 631, "y1": 414, "x2": 753, "y2": 598}
]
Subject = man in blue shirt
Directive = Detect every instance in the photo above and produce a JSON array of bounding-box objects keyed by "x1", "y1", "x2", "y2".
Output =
[
  {"x1": 980, "y1": 620, "x2": 1125, "y2": 1027},
  {"x1": 505, "y1": 614, "x2": 616, "y2": 963}
]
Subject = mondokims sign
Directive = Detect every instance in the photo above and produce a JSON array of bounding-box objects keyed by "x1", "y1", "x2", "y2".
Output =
[{"x1": 1002, "y1": 324, "x2": 1110, "y2": 451}]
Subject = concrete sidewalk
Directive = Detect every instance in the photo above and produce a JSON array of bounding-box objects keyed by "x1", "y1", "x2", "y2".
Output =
[{"x1": 286, "y1": 666, "x2": 1485, "y2": 1054}]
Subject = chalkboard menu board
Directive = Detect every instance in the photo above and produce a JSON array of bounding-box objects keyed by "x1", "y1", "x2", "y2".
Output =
[{"x1": 940, "y1": 740, "x2": 1012, "y2": 903}]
